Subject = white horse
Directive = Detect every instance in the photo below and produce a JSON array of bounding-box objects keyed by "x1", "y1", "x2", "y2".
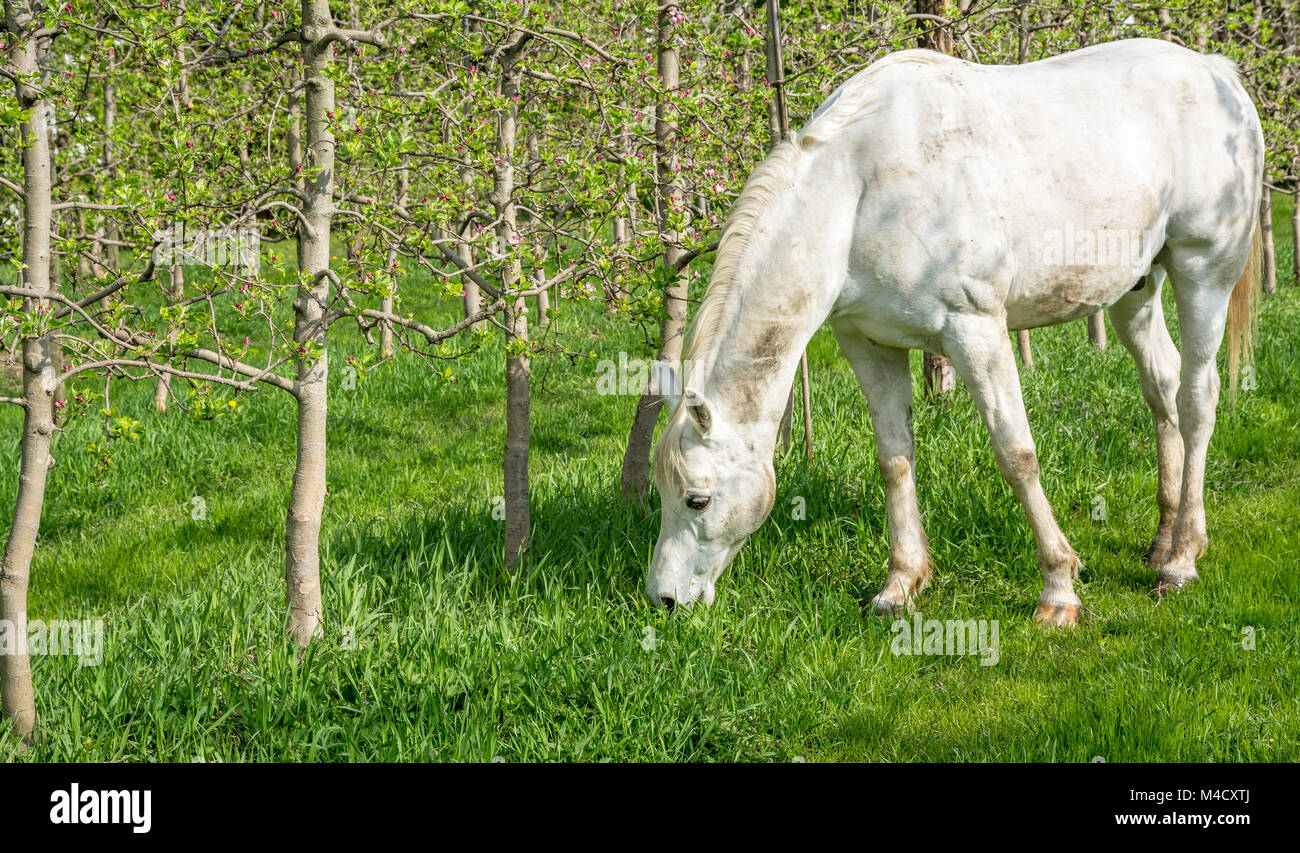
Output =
[{"x1": 646, "y1": 39, "x2": 1263, "y2": 626}]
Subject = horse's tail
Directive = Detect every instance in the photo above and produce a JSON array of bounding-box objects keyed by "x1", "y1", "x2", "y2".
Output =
[{"x1": 1225, "y1": 216, "x2": 1262, "y2": 404}]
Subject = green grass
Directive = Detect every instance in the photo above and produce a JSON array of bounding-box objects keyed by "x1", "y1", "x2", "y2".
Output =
[{"x1": 1, "y1": 195, "x2": 1297, "y2": 761}]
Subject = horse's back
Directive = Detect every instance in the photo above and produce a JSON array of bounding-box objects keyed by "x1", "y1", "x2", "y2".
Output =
[{"x1": 825, "y1": 39, "x2": 1262, "y2": 334}]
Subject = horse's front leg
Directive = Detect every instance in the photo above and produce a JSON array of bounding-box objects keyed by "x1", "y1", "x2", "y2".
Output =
[
  {"x1": 945, "y1": 316, "x2": 1083, "y2": 627},
  {"x1": 833, "y1": 331, "x2": 932, "y2": 615}
]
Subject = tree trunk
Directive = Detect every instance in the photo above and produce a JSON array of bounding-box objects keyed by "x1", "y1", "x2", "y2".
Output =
[
  {"x1": 917, "y1": 0, "x2": 958, "y2": 395},
  {"x1": 1157, "y1": 6, "x2": 1174, "y2": 39},
  {"x1": 101, "y1": 47, "x2": 119, "y2": 275},
  {"x1": 380, "y1": 150, "x2": 408, "y2": 358},
  {"x1": 536, "y1": 283, "x2": 550, "y2": 325},
  {"x1": 1, "y1": 8, "x2": 53, "y2": 743},
  {"x1": 488, "y1": 33, "x2": 535, "y2": 569},
  {"x1": 1291, "y1": 188, "x2": 1299, "y2": 287},
  {"x1": 1016, "y1": 329, "x2": 1033, "y2": 368},
  {"x1": 284, "y1": 0, "x2": 338, "y2": 648},
  {"x1": 1087, "y1": 310, "x2": 1107, "y2": 349},
  {"x1": 151, "y1": 1, "x2": 187, "y2": 420},
  {"x1": 504, "y1": 300, "x2": 530, "y2": 569},
  {"x1": 923, "y1": 351, "x2": 957, "y2": 396},
  {"x1": 76, "y1": 206, "x2": 92, "y2": 284},
  {"x1": 764, "y1": 0, "x2": 790, "y2": 144},
  {"x1": 527, "y1": 133, "x2": 550, "y2": 325},
  {"x1": 614, "y1": 109, "x2": 629, "y2": 248},
  {"x1": 611, "y1": 108, "x2": 635, "y2": 313},
  {"x1": 154, "y1": 264, "x2": 184, "y2": 412},
  {"x1": 620, "y1": 7, "x2": 688, "y2": 505},
  {"x1": 459, "y1": 152, "x2": 481, "y2": 323},
  {"x1": 917, "y1": 0, "x2": 955, "y2": 53},
  {"x1": 1018, "y1": 0, "x2": 1032, "y2": 64},
  {"x1": 1260, "y1": 188, "x2": 1277, "y2": 296},
  {"x1": 44, "y1": 90, "x2": 65, "y2": 421},
  {"x1": 495, "y1": 34, "x2": 532, "y2": 568},
  {"x1": 380, "y1": 269, "x2": 397, "y2": 357},
  {"x1": 799, "y1": 351, "x2": 812, "y2": 464},
  {"x1": 288, "y1": 66, "x2": 304, "y2": 194},
  {"x1": 779, "y1": 392, "x2": 793, "y2": 453}
]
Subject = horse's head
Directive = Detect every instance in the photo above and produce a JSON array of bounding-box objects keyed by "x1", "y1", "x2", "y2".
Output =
[{"x1": 646, "y1": 388, "x2": 776, "y2": 608}]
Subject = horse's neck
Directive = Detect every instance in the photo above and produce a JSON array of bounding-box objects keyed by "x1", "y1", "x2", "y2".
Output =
[
  {"x1": 722, "y1": 313, "x2": 826, "y2": 431},
  {"x1": 698, "y1": 233, "x2": 845, "y2": 453},
  {"x1": 689, "y1": 145, "x2": 855, "y2": 452}
]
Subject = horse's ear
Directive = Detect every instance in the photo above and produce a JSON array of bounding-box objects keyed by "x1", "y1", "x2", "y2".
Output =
[{"x1": 683, "y1": 387, "x2": 713, "y2": 436}]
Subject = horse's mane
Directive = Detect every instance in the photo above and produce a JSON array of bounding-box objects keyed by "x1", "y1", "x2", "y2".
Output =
[
  {"x1": 680, "y1": 49, "x2": 949, "y2": 382},
  {"x1": 655, "y1": 53, "x2": 949, "y2": 493},
  {"x1": 678, "y1": 139, "x2": 803, "y2": 378}
]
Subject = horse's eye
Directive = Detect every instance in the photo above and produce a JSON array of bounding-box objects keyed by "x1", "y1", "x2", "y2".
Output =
[{"x1": 686, "y1": 495, "x2": 711, "y2": 511}]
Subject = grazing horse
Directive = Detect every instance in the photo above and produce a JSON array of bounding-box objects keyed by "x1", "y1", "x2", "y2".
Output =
[{"x1": 645, "y1": 39, "x2": 1263, "y2": 626}]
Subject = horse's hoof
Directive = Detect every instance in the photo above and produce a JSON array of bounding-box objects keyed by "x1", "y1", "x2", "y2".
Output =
[
  {"x1": 1034, "y1": 600, "x2": 1080, "y2": 628},
  {"x1": 1153, "y1": 569, "x2": 1197, "y2": 598},
  {"x1": 868, "y1": 593, "x2": 913, "y2": 617}
]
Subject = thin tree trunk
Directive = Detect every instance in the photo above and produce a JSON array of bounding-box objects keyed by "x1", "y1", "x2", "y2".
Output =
[
  {"x1": 284, "y1": 0, "x2": 338, "y2": 648},
  {"x1": 536, "y1": 282, "x2": 550, "y2": 324},
  {"x1": 156, "y1": 6, "x2": 190, "y2": 412},
  {"x1": 620, "y1": 7, "x2": 688, "y2": 505},
  {"x1": 1291, "y1": 188, "x2": 1299, "y2": 287},
  {"x1": 238, "y1": 71, "x2": 253, "y2": 170},
  {"x1": 288, "y1": 66, "x2": 304, "y2": 193},
  {"x1": 614, "y1": 107, "x2": 630, "y2": 249},
  {"x1": 1157, "y1": 6, "x2": 1174, "y2": 39},
  {"x1": 495, "y1": 33, "x2": 532, "y2": 568},
  {"x1": 923, "y1": 351, "x2": 957, "y2": 396},
  {"x1": 459, "y1": 234, "x2": 478, "y2": 322},
  {"x1": 44, "y1": 89, "x2": 65, "y2": 420},
  {"x1": 154, "y1": 264, "x2": 184, "y2": 411},
  {"x1": 799, "y1": 352, "x2": 812, "y2": 464},
  {"x1": 1260, "y1": 187, "x2": 1277, "y2": 295},
  {"x1": 1018, "y1": 0, "x2": 1032, "y2": 63},
  {"x1": 459, "y1": 152, "x2": 481, "y2": 323},
  {"x1": 764, "y1": 0, "x2": 786, "y2": 148},
  {"x1": 505, "y1": 296, "x2": 530, "y2": 568},
  {"x1": 2, "y1": 7, "x2": 54, "y2": 743},
  {"x1": 917, "y1": 0, "x2": 958, "y2": 395},
  {"x1": 764, "y1": 0, "x2": 790, "y2": 142},
  {"x1": 779, "y1": 392, "x2": 793, "y2": 453},
  {"x1": 380, "y1": 151, "x2": 408, "y2": 358},
  {"x1": 1087, "y1": 310, "x2": 1107, "y2": 349},
  {"x1": 76, "y1": 206, "x2": 92, "y2": 284},
  {"x1": 527, "y1": 132, "x2": 550, "y2": 325},
  {"x1": 1016, "y1": 329, "x2": 1033, "y2": 368},
  {"x1": 380, "y1": 275, "x2": 397, "y2": 357},
  {"x1": 101, "y1": 46, "x2": 118, "y2": 275},
  {"x1": 610, "y1": 154, "x2": 636, "y2": 315},
  {"x1": 624, "y1": 179, "x2": 638, "y2": 236}
]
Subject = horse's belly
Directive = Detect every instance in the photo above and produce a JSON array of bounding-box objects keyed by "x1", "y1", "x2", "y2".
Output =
[{"x1": 1005, "y1": 262, "x2": 1150, "y2": 330}]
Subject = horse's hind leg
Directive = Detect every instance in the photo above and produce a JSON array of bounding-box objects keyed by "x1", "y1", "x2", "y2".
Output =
[
  {"x1": 1155, "y1": 254, "x2": 1239, "y2": 594},
  {"x1": 1107, "y1": 268, "x2": 1183, "y2": 566},
  {"x1": 944, "y1": 316, "x2": 1082, "y2": 627},
  {"x1": 833, "y1": 331, "x2": 932, "y2": 614}
]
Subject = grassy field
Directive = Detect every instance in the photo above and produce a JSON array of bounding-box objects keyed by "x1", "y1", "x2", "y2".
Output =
[{"x1": 2, "y1": 196, "x2": 1297, "y2": 762}]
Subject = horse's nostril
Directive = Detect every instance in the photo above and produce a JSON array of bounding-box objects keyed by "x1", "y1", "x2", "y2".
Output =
[{"x1": 660, "y1": 596, "x2": 676, "y2": 611}]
